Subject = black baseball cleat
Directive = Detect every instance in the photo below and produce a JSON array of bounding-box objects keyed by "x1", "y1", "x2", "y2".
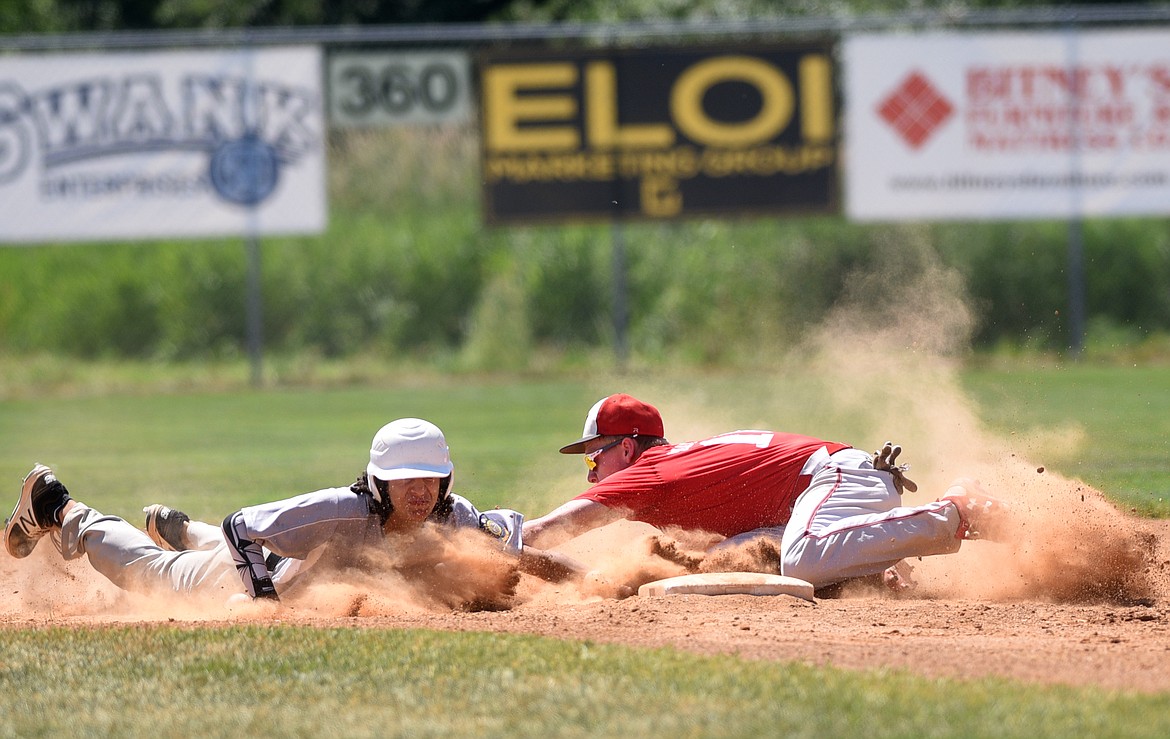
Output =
[
  {"x1": 143, "y1": 504, "x2": 191, "y2": 551},
  {"x1": 4, "y1": 464, "x2": 72, "y2": 558}
]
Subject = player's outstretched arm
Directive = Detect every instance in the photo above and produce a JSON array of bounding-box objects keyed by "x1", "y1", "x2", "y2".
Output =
[
  {"x1": 515, "y1": 545, "x2": 589, "y2": 583},
  {"x1": 522, "y1": 498, "x2": 622, "y2": 549}
]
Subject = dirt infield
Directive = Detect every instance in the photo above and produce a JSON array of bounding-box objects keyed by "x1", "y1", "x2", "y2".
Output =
[{"x1": 5, "y1": 486, "x2": 1170, "y2": 695}]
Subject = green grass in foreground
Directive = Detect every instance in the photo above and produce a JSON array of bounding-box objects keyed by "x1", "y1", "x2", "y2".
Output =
[{"x1": 2, "y1": 625, "x2": 1167, "y2": 739}]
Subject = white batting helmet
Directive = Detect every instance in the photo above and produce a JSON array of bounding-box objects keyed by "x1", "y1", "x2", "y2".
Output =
[{"x1": 366, "y1": 418, "x2": 454, "y2": 504}]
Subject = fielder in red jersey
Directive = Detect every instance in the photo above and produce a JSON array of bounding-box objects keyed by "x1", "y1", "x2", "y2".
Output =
[
  {"x1": 522, "y1": 394, "x2": 1012, "y2": 590},
  {"x1": 576, "y1": 430, "x2": 850, "y2": 537}
]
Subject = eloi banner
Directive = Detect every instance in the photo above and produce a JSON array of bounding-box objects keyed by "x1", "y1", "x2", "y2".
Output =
[
  {"x1": 479, "y1": 43, "x2": 838, "y2": 224},
  {"x1": 0, "y1": 46, "x2": 326, "y2": 244},
  {"x1": 844, "y1": 30, "x2": 1170, "y2": 221}
]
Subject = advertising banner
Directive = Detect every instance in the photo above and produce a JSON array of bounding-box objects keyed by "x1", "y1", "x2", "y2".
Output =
[
  {"x1": 845, "y1": 30, "x2": 1170, "y2": 221},
  {"x1": 479, "y1": 43, "x2": 838, "y2": 224},
  {"x1": 0, "y1": 46, "x2": 326, "y2": 243},
  {"x1": 328, "y1": 50, "x2": 471, "y2": 127}
]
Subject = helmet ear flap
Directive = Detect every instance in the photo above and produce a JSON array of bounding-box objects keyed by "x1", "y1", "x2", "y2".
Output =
[{"x1": 368, "y1": 473, "x2": 385, "y2": 504}]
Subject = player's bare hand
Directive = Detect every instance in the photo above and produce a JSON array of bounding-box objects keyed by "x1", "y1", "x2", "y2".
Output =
[
  {"x1": 872, "y1": 441, "x2": 918, "y2": 494},
  {"x1": 882, "y1": 560, "x2": 917, "y2": 594}
]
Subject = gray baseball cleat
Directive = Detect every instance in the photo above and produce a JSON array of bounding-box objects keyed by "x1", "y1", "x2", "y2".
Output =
[
  {"x1": 4, "y1": 464, "x2": 72, "y2": 558},
  {"x1": 143, "y1": 504, "x2": 191, "y2": 551}
]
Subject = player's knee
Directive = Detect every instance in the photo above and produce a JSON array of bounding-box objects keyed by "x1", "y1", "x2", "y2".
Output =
[{"x1": 779, "y1": 541, "x2": 821, "y2": 585}]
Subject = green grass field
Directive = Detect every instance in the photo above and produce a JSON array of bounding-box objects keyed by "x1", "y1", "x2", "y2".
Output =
[
  {"x1": 0, "y1": 377, "x2": 597, "y2": 522},
  {"x1": 963, "y1": 363, "x2": 1170, "y2": 515},
  {"x1": 3, "y1": 363, "x2": 1170, "y2": 736},
  {"x1": 4, "y1": 626, "x2": 1169, "y2": 738}
]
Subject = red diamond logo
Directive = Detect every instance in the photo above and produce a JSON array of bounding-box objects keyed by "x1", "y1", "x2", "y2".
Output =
[{"x1": 877, "y1": 71, "x2": 954, "y2": 149}]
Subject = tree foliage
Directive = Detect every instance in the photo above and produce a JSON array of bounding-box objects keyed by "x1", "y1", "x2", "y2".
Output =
[
  {"x1": 1, "y1": 0, "x2": 518, "y2": 33},
  {"x1": 0, "y1": 0, "x2": 1134, "y2": 34}
]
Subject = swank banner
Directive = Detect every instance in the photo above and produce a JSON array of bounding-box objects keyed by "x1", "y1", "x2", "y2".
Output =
[
  {"x1": 845, "y1": 30, "x2": 1170, "y2": 221},
  {"x1": 0, "y1": 46, "x2": 326, "y2": 244}
]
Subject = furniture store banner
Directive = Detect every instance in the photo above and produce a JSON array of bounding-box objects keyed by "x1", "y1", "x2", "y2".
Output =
[
  {"x1": 0, "y1": 46, "x2": 326, "y2": 244},
  {"x1": 479, "y1": 43, "x2": 838, "y2": 224},
  {"x1": 845, "y1": 30, "x2": 1170, "y2": 221}
]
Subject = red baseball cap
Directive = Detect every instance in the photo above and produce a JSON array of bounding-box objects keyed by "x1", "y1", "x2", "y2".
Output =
[{"x1": 559, "y1": 394, "x2": 665, "y2": 454}]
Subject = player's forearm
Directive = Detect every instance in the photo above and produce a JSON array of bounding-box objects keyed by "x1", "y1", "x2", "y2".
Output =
[
  {"x1": 522, "y1": 499, "x2": 617, "y2": 549},
  {"x1": 520, "y1": 516, "x2": 570, "y2": 549},
  {"x1": 516, "y1": 545, "x2": 588, "y2": 583}
]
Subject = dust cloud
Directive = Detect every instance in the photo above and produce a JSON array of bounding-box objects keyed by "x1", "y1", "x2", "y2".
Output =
[
  {"x1": 0, "y1": 525, "x2": 531, "y2": 623},
  {"x1": 793, "y1": 247, "x2": 1156, "y2": 603},
  {"x1": 528, "y1": 244, "x2": 1159, "y2": 605}
]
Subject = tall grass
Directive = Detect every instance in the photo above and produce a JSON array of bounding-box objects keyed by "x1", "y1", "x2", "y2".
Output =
[{"x1": 4, "y1": 127, "x2": 1170, "y2": 368}]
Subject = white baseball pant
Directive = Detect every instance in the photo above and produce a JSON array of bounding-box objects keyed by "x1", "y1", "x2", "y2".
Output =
[
  {"x1": 710, "y1": 448, "x2": 963, "y2": 588},
  {"x1": 57, "y1": 503, "x2": 242, "y2": 597}
]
